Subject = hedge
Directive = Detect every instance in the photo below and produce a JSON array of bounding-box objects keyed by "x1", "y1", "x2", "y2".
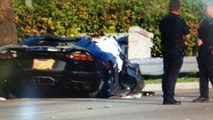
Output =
[{"x1": 12, "y1": 0, "x2": 206, "y2": 57}]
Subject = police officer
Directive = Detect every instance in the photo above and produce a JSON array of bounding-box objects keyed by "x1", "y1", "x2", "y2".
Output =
[
  {"x1": 159, "y1": 0, "x2": 190, "y2": 105},
  {"x1": 193, "y1": 0, "x2": 213, "y2": 103}
]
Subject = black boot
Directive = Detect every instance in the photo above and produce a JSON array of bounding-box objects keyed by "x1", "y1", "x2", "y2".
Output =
[
  {"x1": 163, "y1": 98, "x2": 181, "y2": 105},
  {"x1": 192, "y1": 97, "x2": 209, "y2": 103}
]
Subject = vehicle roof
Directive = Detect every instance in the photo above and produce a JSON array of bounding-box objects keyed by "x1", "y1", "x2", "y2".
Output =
[{"x1": 20, "y1": 35, "x2": 82, "y2": 46}]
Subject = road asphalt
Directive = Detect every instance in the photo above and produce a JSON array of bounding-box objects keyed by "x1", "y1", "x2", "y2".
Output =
[
  {"x1": 1, "y1": 89, "x2": 213, "y2": 120},
  {"x1": 0, "y1": 82, "x2": 201, "y2": 100}
]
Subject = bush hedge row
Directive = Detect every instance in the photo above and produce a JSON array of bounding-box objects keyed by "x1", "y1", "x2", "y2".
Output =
[{"x1": 12, "y1": 0, "x2": 206, "y2": 57}]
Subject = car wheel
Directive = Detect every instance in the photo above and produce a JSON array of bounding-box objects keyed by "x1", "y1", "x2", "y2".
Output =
[
  {"x1": 98, "y1": 64, "x2": 114, "y2": 98},
  {"x1": 131, "y1": 70, "x2": 145, "y2": 93},
  {"x1": 0, "y1": 88, "x2": 6, "y2": 98},
  {"x1": 0, "y1": 88, "x2": 16, "y2": 99},
  {"x1": 88, "y1": 63, "x2": 114, "y2": 98}
]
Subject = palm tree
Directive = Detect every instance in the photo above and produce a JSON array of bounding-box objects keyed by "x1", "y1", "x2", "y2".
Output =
[{"x1": 0, "y1": 0, "x2": 17, "y2": 46}]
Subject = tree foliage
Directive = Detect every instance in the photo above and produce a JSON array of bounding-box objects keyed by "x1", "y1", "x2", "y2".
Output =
[{"x1": 12, "y1": 0, "x2": 206, "y2": 56}]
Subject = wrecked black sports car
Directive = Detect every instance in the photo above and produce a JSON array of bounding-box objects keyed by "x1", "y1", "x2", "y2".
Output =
[{"x1": 0, "y1": 35, "x2": 144, "y2": 98}]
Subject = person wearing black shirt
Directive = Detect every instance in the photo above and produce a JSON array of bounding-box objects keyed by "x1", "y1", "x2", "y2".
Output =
[
  {"x1": 159, "y1": 0, "x2": 190, "y2": 105},
  {"x1": 193, "y1": 0, "x2": 213, "y2": 103}
]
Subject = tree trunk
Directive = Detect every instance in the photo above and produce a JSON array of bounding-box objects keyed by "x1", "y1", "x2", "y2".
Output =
[{"x1": 0, "y1": 0, "x2": 17, "y2": 46}]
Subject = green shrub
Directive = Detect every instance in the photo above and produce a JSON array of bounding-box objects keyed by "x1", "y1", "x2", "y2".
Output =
[{"x1": 12, "y1": 0, "x2": 206, "y2": 57}]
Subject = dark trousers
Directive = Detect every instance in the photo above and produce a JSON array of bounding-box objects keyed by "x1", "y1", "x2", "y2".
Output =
[
  {"x1": 162, "y1": 49, "x2": 183, "y2": 100},
  {"x1": 197, "y1": 47, "x2": 213, "y2": 98}
]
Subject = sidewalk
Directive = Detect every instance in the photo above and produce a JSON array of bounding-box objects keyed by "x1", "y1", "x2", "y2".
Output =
[{"x1": 143, "y1": 82, "x2": 199, "y2": 91}]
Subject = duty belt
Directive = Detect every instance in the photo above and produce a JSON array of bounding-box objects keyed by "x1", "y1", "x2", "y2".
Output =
[
  {"x1": 207, "y1": 45, "x2": 213, "y2": 49},
  {"x1": 202, "y1": 44, "x2": 213, "y2": 50}
]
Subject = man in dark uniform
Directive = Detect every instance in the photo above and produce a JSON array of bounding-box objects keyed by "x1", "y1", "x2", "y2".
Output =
[
  {"x1": 193, "y1": 0, "x2": 213, "y2": 103},
  {"x1": 159, "y1": 0, "x2": 190, "y2": 105}
]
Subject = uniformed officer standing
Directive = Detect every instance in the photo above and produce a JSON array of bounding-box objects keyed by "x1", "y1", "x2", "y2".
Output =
[
  {"x1": 193, "y1": 0, "x2": 213, "y2": 103},
  {"x1": 159, "y1": 0, "x2": 190, "y2": 105}
]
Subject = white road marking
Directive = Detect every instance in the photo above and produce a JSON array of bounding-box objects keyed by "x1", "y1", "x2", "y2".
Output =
[{"x1": 13, "y1": 111, "x2": 59, "y2": 116}]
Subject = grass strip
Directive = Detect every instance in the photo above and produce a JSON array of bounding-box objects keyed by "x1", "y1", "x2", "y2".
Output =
[{"x1": 144, "y1": 73, "x2": 199, "y2": 84}]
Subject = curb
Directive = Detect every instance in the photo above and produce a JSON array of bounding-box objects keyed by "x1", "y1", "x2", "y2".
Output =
[{"x1": 143, "y1": 82, "x2": 199, "y2": 91}]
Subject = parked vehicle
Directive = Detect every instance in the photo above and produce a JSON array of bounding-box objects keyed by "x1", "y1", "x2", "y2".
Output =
[{"x1": 0, "y1": 35, "x2": 144, "y2": 98}]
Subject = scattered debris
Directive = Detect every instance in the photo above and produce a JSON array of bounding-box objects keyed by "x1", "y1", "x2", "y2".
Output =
[
  {"x1": 185, "y1": 118, "x2": 192, "y2": 120},
  {"x1": 142, "y1": 91, "x2": 155, "y2": 96},
  {"x1": 87, "y1": 107, "x2": 93, "y2": 110},
  {"x1": 122, "y1": 93, "x2": 142, "y2": 99},
  {"x1": 0, "y1": 97, "x2": 6, "y2": 101},
  {"x1": 52, "y1": 116, "x2": 56, "y2": 119},
  {"x1": 104, "y1": 105, "x2": 112, "y2": 108},
  {"x1": 121, "y1": 91, "x2": 156, "y2": 99}
]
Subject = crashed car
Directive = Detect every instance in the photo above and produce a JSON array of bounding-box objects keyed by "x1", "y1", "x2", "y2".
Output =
[{"x1": 0, "y1": 35, "x2": 144, "y2": 98}]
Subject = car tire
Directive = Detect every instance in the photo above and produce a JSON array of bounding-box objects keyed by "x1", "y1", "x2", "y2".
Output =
[
  {"x1": 0, "y1": 88, "x2": 16, "y2": 99},
  {"x1": 88, "y1": 63, "x2": 114, "y2": 98},
  {"x1": 98, "y1": 64, "x2": 114, "y2": 98},
  {"x1": 0, "y1": 89, "x2": 6, "y2": 98},
  {"x1": 131, "y1": 70, "x2": 145, "y2": 93}
]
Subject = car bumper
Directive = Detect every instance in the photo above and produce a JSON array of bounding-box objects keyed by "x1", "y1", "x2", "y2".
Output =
[{"x1": 6, "y1": 70, "x2": 103, "y2": 91}]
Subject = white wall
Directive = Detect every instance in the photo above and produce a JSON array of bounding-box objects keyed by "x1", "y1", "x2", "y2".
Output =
[{"x1": 128, "y1": 26, "x2": 154, "y2": 59}]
